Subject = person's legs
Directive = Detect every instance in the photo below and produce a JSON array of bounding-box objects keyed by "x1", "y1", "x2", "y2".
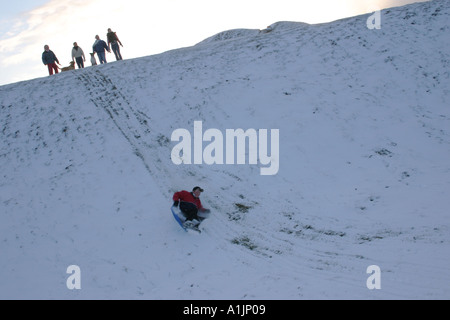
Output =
[
  {"x1": 112, "y1": 43, "x2": 122, "y2": 60},
  {"x1": 76, "y1": 57, "x2": 84, "y2": 68},
  {"x1": 180, "y1": 202, "x2": 199, "y2": 221},
  {"x1": 98, "y1": 52, "x2": 107, "y2": 64},
  {"x1": 48, "y1": 63, "x2": 58, "y2": 75}
]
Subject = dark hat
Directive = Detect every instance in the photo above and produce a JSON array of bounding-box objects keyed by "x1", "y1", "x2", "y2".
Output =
[{"x1": 193, "y1": 186, "x2": 204, "y2": 192}]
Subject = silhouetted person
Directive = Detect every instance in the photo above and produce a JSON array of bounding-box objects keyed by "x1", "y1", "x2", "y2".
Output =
[
  {"x1": 93, "y1": 35, "x2": 110, "y2": 64},
  {"x1": 107, "y1": 28, "x2": 123, "y2": 61},
  {"x1": 72, "y1": 42, "x2": 86, "y2": 68},
  {"x1": 42, "y1": 45, "x2": 60, "y2": 75}
]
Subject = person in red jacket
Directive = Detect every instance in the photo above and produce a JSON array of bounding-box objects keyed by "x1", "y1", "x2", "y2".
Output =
[{"x1": 173, "y1": 186, "x2": 210, "y2": 224}]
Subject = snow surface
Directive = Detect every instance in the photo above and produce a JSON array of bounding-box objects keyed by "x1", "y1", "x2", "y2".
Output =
[{"x1": 0, "y1": 0, "x2": 449, "y2": 299}]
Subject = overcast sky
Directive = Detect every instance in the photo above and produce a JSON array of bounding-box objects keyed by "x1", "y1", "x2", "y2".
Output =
[{"x1": 0, "y1": 0, "x2": 428, "y2": 86}]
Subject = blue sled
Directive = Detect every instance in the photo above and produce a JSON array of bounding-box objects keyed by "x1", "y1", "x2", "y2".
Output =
[{"x1": 171, "y1": 206, "x2": 188, "y2": 232}]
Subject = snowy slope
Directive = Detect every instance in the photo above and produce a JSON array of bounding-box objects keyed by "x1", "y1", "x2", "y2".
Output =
[{"x1": 0, "y1": 0, "x2": 449, "y2": 299}]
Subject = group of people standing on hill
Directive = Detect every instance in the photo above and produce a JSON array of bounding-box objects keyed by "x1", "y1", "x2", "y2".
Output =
[{"x1": 42, "y1": 28, "x2": 123, "y2": 75}]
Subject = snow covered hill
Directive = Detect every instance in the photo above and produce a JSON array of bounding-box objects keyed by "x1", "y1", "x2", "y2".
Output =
[{"x1": 0, "y1": 0, "x2": 449, "y2": 299}]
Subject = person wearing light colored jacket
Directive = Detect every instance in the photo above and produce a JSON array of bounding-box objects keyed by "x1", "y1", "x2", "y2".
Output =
[{"x1": 71, "y1": 42, "x2": 86, "y2": 69}]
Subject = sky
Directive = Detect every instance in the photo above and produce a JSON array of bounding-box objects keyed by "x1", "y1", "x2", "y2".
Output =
[{"x1": 0, "y1": 0, "x2": 428, "y2": 86}]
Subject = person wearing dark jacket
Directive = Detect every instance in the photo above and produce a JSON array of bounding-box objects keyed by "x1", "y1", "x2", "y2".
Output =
[
  {"x1": 107, "y1": 28, "x2": 123, "y2": 61},
  {"x1": 173, "y1": 187, "x2": 210, "y2": 223},
  {"x1": 92, "y1": 35, "x2": 110, "y2": 64},
  {"x1": 42, "y1": 45, "x2": 60, "y2": 75}
]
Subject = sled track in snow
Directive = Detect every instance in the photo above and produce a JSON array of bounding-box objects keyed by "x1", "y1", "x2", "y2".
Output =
[
  {"x1": 77, "y1": 69, "x2": 171, "y2": 187},
  {"x1": 74, "y1": 66, "x2": 450, "y2": 298}
]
